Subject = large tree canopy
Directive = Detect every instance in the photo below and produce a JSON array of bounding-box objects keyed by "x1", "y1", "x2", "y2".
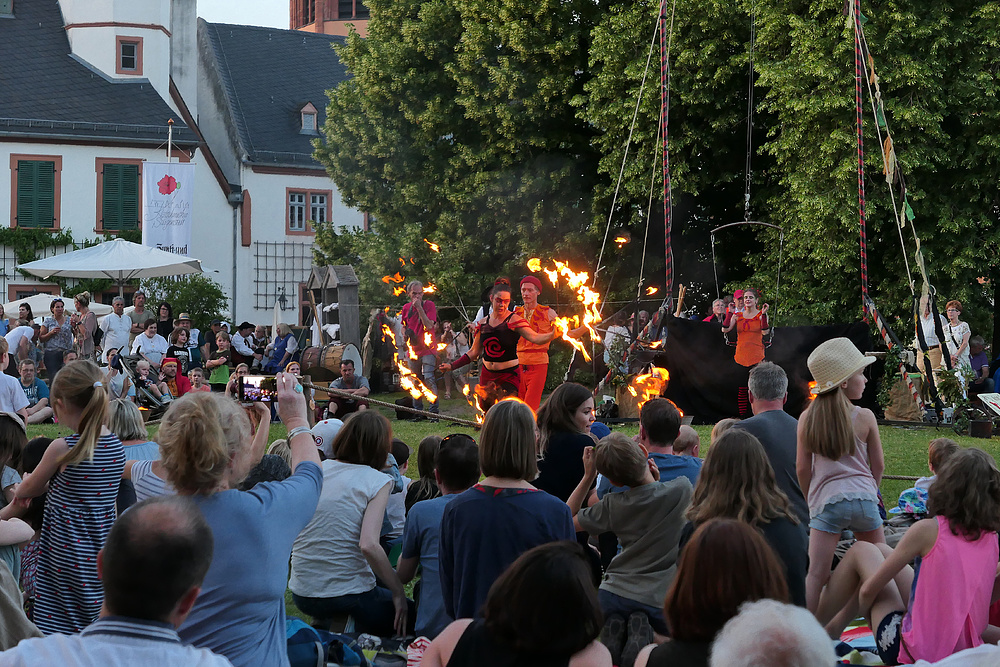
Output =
[{"x1": 317, "y1": 0, "x2": 1000, "y2": 335}]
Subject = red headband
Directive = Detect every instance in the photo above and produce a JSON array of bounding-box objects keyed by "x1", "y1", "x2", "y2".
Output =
[{"x1": 520, "y1": 276, "x2": 543, "y2": 291}]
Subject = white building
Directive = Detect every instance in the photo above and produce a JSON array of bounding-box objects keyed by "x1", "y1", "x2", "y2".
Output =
[{"x1": 0, "y1": 0, "x2": 365, "y2": 325}]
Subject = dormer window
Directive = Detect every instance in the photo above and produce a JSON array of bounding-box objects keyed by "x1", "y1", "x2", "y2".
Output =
[
  {"x1": 0, "y1": 0, "x2": 14, "y2": 17},
  {"x1": 116, "y1": 36, "x2": 143, "y2": 75},
  {"x1": 300, "y1": 103, "x2": 319, "y2": 135}
]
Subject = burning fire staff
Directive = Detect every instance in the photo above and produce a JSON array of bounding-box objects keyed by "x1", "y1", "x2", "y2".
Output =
[{"x1": 440, "y1": 278, "x2": 556, "y2": 405}]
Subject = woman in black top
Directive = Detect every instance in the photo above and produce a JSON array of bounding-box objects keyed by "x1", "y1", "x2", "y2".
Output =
[
  {"x1": 422, "y1": 540, "x2": 611, "y2": 667},
  {"x1": 534, "y1": 382, "x2": 597, "y2": 501},
  {"x1": 441, "y1": 279, "x2": 555, "y2": 406},
  {"x1": 155, "y1": 301, "x2": 174, "y2": 340}
]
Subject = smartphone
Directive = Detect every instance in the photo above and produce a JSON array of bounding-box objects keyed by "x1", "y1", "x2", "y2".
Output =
[{"x1": 238, "y1": 374, "x2": 278, "y2": 404}]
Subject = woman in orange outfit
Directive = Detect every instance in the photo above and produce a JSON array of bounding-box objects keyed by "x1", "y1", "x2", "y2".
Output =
[
  {"x1": 722, "y1": 288, "x2": 769, "y2": 417},
  {"x1": 514, "y1": 276, "x2": 557, "y2": 412}
]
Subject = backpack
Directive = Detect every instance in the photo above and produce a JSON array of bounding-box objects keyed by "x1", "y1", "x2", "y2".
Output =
[
  {"x1": 93, "y1": 317, "x2": 104, "y2": 349},
  {"x1": 286, "y1": 618, "x2": 368, "y2": 667}
]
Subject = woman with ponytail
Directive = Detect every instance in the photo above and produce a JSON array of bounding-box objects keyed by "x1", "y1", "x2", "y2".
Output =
[
  {"x1": 16, "y1": 360, "x2": 125, "y2": 634},
  {"x1": 162, "y1": 375, "x2": 322, "y2": 667}
]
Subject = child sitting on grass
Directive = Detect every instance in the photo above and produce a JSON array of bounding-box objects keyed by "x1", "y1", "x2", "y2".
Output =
[
  {"x1": 567, "y1": 432, "x2": 693, "y2": 667},
  {"x1": 398, "y1": 434, "x2": 480, "y2": 639},
  {"x1": 892, "y1": 437, "x2": 960, "y2": 516}
]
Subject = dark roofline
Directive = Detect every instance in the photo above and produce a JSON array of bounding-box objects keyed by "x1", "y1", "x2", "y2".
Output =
[{"x1": 0, "y1": 117, "x2": 198, "y2": 146}]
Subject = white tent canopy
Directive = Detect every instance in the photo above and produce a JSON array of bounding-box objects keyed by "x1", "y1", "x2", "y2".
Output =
[
  {"x1": 2, "y1": 293, "x2": 112, "y2": 323},
  {"x1": 18, "y1": 238, "x2": 202, "y2": 295}
]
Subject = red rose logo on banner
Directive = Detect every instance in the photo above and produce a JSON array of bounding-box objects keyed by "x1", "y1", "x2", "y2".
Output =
[{"x1": 157, "y1": 175, "x2": 179, "y2": 195}]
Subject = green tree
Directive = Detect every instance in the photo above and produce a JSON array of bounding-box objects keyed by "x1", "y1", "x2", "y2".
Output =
[
  {"x1": 582, "y1": 0, "x2": 1000, "y2": 333},
  {"x1": 315, "y1": 0, "x2": 603, "y2": 312},
  {"x1": 139, "y1": 275, "x2": 227, "y2": 331}
]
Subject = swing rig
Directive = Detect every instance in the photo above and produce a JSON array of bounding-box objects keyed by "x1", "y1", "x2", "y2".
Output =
[{"x1": 590, "y1": 0, "x2": 955, "y2": 423}]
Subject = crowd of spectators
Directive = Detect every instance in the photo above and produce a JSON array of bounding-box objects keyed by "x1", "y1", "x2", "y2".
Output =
[{"x1": 0, "y1": 287, "x2": 999, "y2": 667}]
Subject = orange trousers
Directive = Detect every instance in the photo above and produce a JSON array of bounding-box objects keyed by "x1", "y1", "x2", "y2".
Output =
[{"x1": 518, "y1": 363, "x2": 548, "y2": 412}]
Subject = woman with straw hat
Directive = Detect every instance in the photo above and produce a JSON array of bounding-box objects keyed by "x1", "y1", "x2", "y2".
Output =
[{"x1": 796, "y1": 337, "x2": 885, "y2": 615}]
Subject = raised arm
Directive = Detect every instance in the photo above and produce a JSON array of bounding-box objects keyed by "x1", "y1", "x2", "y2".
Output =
[
  {"x1": 359, "y1": 483, "x2": 408, "y2": 635},
  {"x1": 276, "y1": 372, "x2": 321, "y2": 471}
]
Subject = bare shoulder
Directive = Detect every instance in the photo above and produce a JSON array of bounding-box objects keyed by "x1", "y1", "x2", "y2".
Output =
[
  {"x1": 570, "y1": 640, "x2": 613, "y2": 667},
  {"x1": 423, "y1": 619, "x2": 474, "y2": 667},
  {"x1": 632, "y1": 644, "x2": 657, "y2": 667}
]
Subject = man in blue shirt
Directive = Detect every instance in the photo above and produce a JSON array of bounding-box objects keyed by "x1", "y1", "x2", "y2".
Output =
[
  {"x1": 596, "y1": 398, "x2": 702, "y2": 499},
  {"x1": 397, "y1": 434, "x2": 480, "y2": 638},
  {"x1": 18, "y1": 359, "x2": 52, "y2": 424},
  {"x1": 0, "y1": 496, "x2": 230, "y2": 666}
]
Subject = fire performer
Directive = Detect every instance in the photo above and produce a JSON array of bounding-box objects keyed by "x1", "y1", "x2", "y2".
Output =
[
  {"x1": 401, "y1": 280, "x2": 439, "y2": 416},
  {"x1": 514, "y1": 276, "x2": 557, "y2": 411},
  {"x1": 440, "y1": 279, "x2": 557, "y2": 404},
  {"x1": 721, "y1": 287, "x2": 769, "y2": 417}
]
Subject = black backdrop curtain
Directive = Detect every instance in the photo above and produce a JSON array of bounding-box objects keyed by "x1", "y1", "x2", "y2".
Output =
[{"x1": 648, "y1": 318, "x2": 879, "y2": 424}]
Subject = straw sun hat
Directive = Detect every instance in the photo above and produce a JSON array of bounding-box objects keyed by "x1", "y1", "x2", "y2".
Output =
[{"x1": 807, "y1": 337, "x2": 875, "y2": 395}]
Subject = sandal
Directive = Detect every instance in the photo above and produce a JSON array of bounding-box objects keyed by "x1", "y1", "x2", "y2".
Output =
[{"x1": 444, "y1": 393, "x2": 452, "y2": 400}]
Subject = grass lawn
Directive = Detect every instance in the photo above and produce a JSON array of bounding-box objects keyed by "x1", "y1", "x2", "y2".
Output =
[{"x1": 32, "y1": 392, "x2": 996, "y2": 623}]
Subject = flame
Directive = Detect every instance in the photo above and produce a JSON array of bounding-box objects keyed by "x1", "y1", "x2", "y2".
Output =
[
  {"x1": 436, "y1": 343, "x2": 448, "y2": 351},
  {"x1": 808, "y1": 381, "x2": 817, "y2": 400},
  {"x1": 382, "y1": 272, "x2": 405, "y2": 284},
  {"x1": 424, "y1": 239, "x2": 440, "y2": 252},
  {"x1": 384, "y1": 323, "x2": 438, "y2": 403},
  {"x1": 406, "y1": 341, "x2": 419, "y2": 360},
  {"x1": 392, "y1": 286, "x2": 406, "y2": 296},
  {"x1": 423, "y1": 284, "x2": 437, "y2": 294},
  {"x1": 627, "y1": 367, "x2": 670, "y2": 408},
  {"x1": 527, "y1": 258, "x2": 542, "y2": 272},
  {"x1": 614, "y1": 236, "x2": 629, "y2": 248},
  {"x1": 461, "y1": 384, "x2": 485, "y2": 424},
  {"x1": 528, "y1": 258, "x2": 605, "y2": 360},
  {"x1": 646, "y1": 287, "x2": 658, "y2": 295},
  {"x1": 423, "y1": 332, "x2": 433, "y2": 348},
  {"x1": 649, "y1": 339, "x2": 663, "y2": 349},
  {"x1": 399, "y1": 258, "x2": 407, "y2": 267}
]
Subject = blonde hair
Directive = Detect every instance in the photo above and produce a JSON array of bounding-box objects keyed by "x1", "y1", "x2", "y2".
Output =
[
  {"x1": 107, "y1": 398, "x2": 147, "y2": 442},
  {"x1": 687, "y1": 429, "x2": 796, "y2": 526},
  {"x1": 798, "y1": 389, "x2": 855, "y2": 460},
  {"x1": 267, "y1": 439, "x2": 292, "y2": 468},
  {"x1": 479, "y1": 399, "x2": 538, "y2": 480},
  {"x1": 595, "y1": 432, "x2": 647, "y2": 488},
  {"x1": 0, "y1": 337, "x2": 8, "y2": 356},
  {"x1": 136, "y1": 360, "x2": 150, "y2": 372},
  {"x1": 276, "y1": 323, "x2": 292, "y2": 337},
  {"x1": 215, "y1": 331, "x2": 231, "y2": 343},
  {"x1": 711, "y1": 418, "x2": 739, "y2": 444},
  {"x1": 52, "y1": 361, "x2": 110, "y2": 466},
  {"x1": 158, "y1": 392, "x2": 251, "y2": 495},
  {"x1": 74, "y1": 291, "x2": 91, "y2": 308}
]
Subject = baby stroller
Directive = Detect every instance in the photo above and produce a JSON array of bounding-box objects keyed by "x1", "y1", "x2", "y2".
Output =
[{"x1": 116, "y1": 354, "x2": 170, "y2": 420}]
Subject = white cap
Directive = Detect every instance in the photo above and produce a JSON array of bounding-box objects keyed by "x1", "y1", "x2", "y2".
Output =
[{"x1": 311, "y1": 418, "x2": 343, "y2": 459}]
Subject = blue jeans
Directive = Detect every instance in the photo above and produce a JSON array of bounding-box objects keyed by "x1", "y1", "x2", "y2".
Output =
[
  {"x1": 292, "y1": 587, "x2": 414, "y2": 636},
  {"x1": 407, "y1": 354, "x2": 438, "y2": 413},
  {"x1": 598, "y1": 589, "x2": 669, "y2": 635}
]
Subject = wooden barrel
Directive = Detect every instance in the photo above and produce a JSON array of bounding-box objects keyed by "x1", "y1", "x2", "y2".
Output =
[
  {"x1": 316, "y1": 343, "x2": 363, "y2": 378},
  {"x1": 300, "y1": 345, "x2": 320, "y2": 371}
]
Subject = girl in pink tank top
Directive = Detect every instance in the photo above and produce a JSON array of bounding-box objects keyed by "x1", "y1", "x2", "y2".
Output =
[
  {"x1": 798, "y1": 338, "x2": 885, "y2": 613},
  {"x1": 814, "y1": 448, "x2": 1000, "y2": 665}
]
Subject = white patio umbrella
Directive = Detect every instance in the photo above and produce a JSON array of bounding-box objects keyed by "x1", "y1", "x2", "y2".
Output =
[
  {"x1": 18, "y1": 238, "x2": 202, "y2": 296},
  {"x1": 2, "y1": 294, "x2": 112, "y2": 323}
]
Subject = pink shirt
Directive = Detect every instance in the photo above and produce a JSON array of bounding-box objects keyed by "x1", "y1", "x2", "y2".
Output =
[{"x1": 900, "y1": 516, "x2": 998, "y2": 663}]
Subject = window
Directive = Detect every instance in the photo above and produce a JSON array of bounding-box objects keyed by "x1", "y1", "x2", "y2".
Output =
[
  {"x1": 300, "y1": 102, "x2": 319, "y2": 135},
  {"x1": 8, "y1": 284, "x2": 59, "y2": 302},
  {"x1": 116, "y1": 36, "x2": 143, "y2": 75},
  {"x1": 97, "y1": 159, "x2": 142, "y2": 232},
  {"x1": 286, "y1": 188, "x2": 331, "y2": 235},
  {"x1": 289, "y1": 192, "x2": 306, "y2": 232},
  {"x1": 310, "y1": 194, "x2": 327, "y2": 225},
  {"x1": 0, "y1": 0, "x2": 13, "y2": 17},
  {"x1": 11, "y1": 155, "x2": 61, "y2": 229}
]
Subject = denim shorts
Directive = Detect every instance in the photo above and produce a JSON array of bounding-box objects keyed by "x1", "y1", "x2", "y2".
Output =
[
  {"x1": 875, "y1": 610, "x2": 905, "y2": 665},
  {"x1": 809, "y1": 497, "x2": 883, "y2": 534}
]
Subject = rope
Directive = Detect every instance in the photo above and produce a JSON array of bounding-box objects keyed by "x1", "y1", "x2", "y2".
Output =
[
  {"x1": 299, "y1": 380, "x2": 482, "y2": 429},
  {"x1": 743, "y1": 0, "x2": 757, "y2": 222},
  {"x1": 592, "y1": 16, "x2": 661, "y2": 292},
  {"x1": 852, "y1": 0, "x2": 870, "y2": 304},
  {"x1": 660, "y1": 0, "x2": 677, "y2": 301},
  {"x1": 635, "y1": 129, "x2": 662, "y2": 302}
]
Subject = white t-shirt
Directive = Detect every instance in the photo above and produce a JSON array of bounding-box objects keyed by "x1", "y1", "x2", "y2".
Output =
[
  {"x1": 4, "y1": 326, "x2": 34, "y2": 358},
  {"x1": 384, "y1": 476, "x2": 411, "y2": 539},
  {"x1": 131, "y1": 333, "x2": 168, "y2": 365},
  {"x1": 289, "y1": 459, "x2": 393, "y2": 598},
  {"x1": 0, "y1": 374, "x2": 29, "y2": 414}
]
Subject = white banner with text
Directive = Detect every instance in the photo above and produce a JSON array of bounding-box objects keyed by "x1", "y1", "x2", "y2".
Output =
[{"x1": 141, "y1": 162, "x2": 194, "y2": 255}]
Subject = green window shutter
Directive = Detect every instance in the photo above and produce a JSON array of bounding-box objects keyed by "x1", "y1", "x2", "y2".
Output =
[
  {"x1": 16, "y1": 160, "x2": 55, "y2": 228},
  {"x1": 102, "y1": 164, "x2": 140, "y2": 230}
]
